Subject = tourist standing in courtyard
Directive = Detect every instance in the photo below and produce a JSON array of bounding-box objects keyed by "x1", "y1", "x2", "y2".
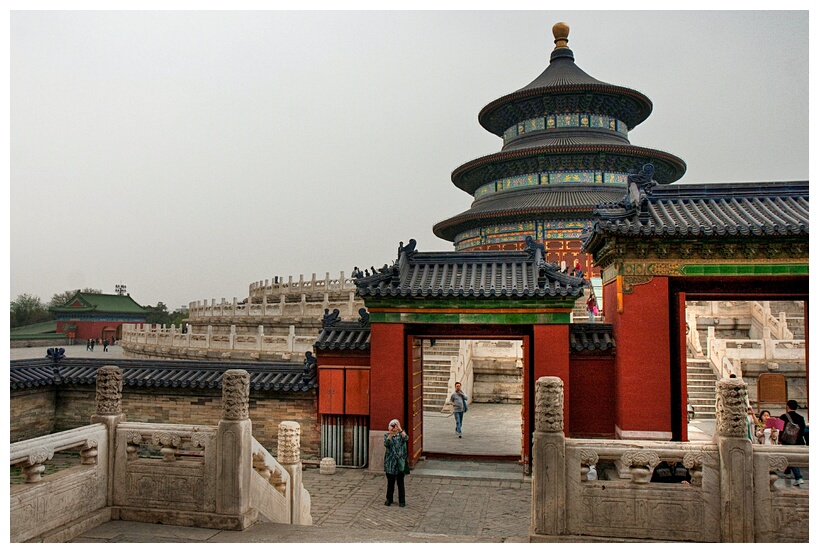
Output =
[
  {"x1": 383, "y1": 419, "x2": 409, "y2": 507},
  {"x1": 448, "y1": 381, "x2": 468, "y2": 438}
]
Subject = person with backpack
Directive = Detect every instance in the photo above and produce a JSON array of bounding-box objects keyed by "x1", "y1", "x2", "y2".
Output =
[{"x1": 778, "y1": 400, "x2": 807, "y2": 486}]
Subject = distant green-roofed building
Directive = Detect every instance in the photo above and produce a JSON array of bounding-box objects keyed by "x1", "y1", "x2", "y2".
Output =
[{"x1": 50, "y1": 291, "x2": 151, "y2": 342}]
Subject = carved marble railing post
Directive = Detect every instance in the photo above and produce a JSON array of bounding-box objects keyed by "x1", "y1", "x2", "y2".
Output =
[
  {"x1": 531, "y1": 376, "x2": 566, "y2": 537},
  {"x1": 89, "y1": 365, "x2": 126, "y2": 505},
  {"x1": 216, "y1": 369, "x2": 255, "y2": 526},
  {"x1": 715, "y1": 377, "x2": 754, "y2": 542},
  {"x1": 277, "y1": 421, "x2": 304, "y2": 524}
]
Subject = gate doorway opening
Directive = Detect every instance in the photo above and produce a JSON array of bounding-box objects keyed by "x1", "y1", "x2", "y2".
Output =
[
  {"x1": 419, "y1": 338, "x2": 524, "y2": 462},
  {"x1": 668, "y1": 277, "x2": 809, "y2": 441},
  {"x1": 682, "y1": 298, "x2": 807, "y2": 426}
]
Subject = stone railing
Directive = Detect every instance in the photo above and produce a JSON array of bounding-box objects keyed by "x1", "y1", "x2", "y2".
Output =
[
  {"x1": 187, "y1": 292, "x2": 361, "y2": 322},
  {"x1": 247, "y1": 271, "x2": 356, "y2": 300},
  {"x1": 530, "y1": 376, "x2": 809, "y2": 543},
  {"x1": 10, "y1": 366, "x2": 311, "y2": 543},
  {"x1": 10, "y1": 424, "x2": 110, "y2": 542},
  {"x1": 471, "y1": 339, "x2": 523, "y2": 360},
  {"x1": 708, "y1": 334, "x2": 805, "y2": 378},
  {"x1": 750, "y1": 301, "x2": 795, "y2": 340},
  {"x1": 686, "y1": 300, "x2": 757, "y2": 319},
  {"x1": 120, "y1": 323, "x2": 318, "y2": 361},
  {"x1": 686, "y1": 308, "x2": 704, "y2": 356}
]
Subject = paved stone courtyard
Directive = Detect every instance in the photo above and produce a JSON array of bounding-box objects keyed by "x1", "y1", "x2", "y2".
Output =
[{"x1": 301, "y1": 463, "x2": 531, "y2": 541}]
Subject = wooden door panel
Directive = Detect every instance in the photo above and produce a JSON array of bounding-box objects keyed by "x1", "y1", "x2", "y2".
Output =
[
  {"x1": 408, "y1": 337, "x2": 423, "y2": 466},
  {"x1": 318, "y1": 369, "x2": 345, "y2": 414},
  {"x1": 345, "y1": 368, "x2": 370, "y2": 415}
]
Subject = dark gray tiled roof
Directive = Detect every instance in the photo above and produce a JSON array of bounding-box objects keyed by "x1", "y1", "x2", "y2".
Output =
[
  {"x1": 10, "y1": 357, "x2": 317, "y2": 392},
  {"x1": 354, "y1": 240, "x2": 585, "y2": 299},
  {"x1": 315, "y1": 324, "x2": 371, "y2": 351},
  {"x1": 479, "y1": 47, "x2": 653, "y2": 136},
  {"x1": 590, "y1": 182, "x2": 809, "y2": 238},
  {"x1": 451, "y1": 145, "x2": 687, "y2": 195},
  {"x1": 569, "y1": 323, "x2": 615, "y2": 352},
  {"x1": 434, "y1": 187, "x2": 623, "y2": 241}
]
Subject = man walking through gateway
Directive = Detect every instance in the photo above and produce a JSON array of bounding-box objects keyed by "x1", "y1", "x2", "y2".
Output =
[{"x1": 448, "y1": 381, "x2": 468, "y2": 438}]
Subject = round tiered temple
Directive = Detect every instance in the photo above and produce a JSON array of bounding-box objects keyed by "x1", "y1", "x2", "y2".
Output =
[{"x1": 433, "y1": 23, "x2": 687, "y2": 265}]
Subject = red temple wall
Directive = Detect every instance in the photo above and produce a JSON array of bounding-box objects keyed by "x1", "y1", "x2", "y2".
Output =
[
  {"x1": 606, "y1": 277, "x2": 672, "y2": 439},
  {"x1": 461, "y1": 239, "x2": 600, "y2": 278},
  {"x1": 56, "y1": 320, "x2": 129, "y2": 341},
  {"x1": 532, "y1": 324, "x2": 571, "y2": 432},
  {"x1": 569, "y1": 355, "x2": 616, "y2": 438},
  {"x1": 368, "y1": 323, "x2": 407, "y2": 432}
]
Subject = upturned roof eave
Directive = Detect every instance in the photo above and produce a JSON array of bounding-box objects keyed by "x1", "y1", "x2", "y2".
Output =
[
  {"x1": 451, "y1": 144, "x2": 687, "y2": 194},
  {"x1": 433, "y1": 205, "x2": 599, "y2": 242},
  {"x1": 478, "y1": 83, "x2": 654, "y2": 136}
]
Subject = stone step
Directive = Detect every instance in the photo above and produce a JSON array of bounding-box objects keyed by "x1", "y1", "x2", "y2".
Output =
[
  {"x1": 689, "y1": 397, "x2": 716, "y2": 404},
  {"x1": 688, "y1": 371, "x2": 717, "y2": 378},
  {"x1": 690, "y1": 399, "x2": 716, "y2": 407},
  {"x1": 426, "y1": 347, "x2": 461, "y2": 353},
  {"x1": 424, "y1": 364, "x2": 450, "y2": 370},
  {"x1": 423, "y1": 365, "x2": 451, "y2": 373}
]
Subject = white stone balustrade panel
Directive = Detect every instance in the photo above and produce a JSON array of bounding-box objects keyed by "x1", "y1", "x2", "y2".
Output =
[{"x1": 10, "y1": 424, "x2": 109, "y2": 543}]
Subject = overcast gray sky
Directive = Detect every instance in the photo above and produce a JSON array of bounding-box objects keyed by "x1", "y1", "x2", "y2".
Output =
[{"x1": 9, "y1": 9, "x2": 810, "y2": 311}]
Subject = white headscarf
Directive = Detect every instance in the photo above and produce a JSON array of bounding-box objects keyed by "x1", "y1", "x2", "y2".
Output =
[{"x1": 388, "y1": 419, "x2": 401, "y2": 431}]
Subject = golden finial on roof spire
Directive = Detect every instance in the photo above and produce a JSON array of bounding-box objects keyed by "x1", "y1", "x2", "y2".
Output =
[{"x1": 552, "y1": 22, "x2": 570, "y2": 50}]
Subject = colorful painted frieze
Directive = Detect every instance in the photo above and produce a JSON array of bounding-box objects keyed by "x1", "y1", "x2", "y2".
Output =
[{"x1": 501, "y1": 113, "x2": 630, "y2": 145}]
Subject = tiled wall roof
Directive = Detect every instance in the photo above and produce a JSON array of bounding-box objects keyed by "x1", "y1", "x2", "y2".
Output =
[{"x1": 10, "y1": 357, "x2": 316, "y2": 392}]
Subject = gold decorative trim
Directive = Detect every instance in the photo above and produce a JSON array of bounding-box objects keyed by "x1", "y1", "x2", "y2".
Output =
[{"x1": 622, "y1": 275, "x2": 653, "y2": 293}]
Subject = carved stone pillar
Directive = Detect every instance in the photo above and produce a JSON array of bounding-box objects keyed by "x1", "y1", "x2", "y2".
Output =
[
  {"x1": 715, "y1": 377, "x2": 754, "y2": 542},
  {"x1": 94, "y1": 366, "x2": 122, "y2": 416},
  {"x1": 90, "y1": 365, "x2": 126, "y2": 506},
  {"x1": 278, "y1": 421, "x2": 304, "y2": 524},
  {"x1": 531, "y1": 376, "x2": 566, "y2": 537},
  {"x1": 216, "y1": 369, "x2": 254, "y2": 526}
]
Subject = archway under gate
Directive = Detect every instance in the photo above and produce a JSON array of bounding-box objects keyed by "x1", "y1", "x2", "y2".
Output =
[{"x1": 419, "y1": 336, "x2": 524, "y2": 459}]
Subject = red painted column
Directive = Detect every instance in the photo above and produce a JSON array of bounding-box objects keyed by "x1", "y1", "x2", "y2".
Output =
[
  {"x1": 608, "y1": 277, "x2": 673, "y2": 440},
  {"x1": 532, "y1": 324, "x2": 571, "y2": 433},
  {"x1": 368, "y1": 322, "x2": 406, "y2": 432}
]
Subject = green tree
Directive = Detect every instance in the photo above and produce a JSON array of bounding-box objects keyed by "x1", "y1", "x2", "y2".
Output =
[
  {"x1": 145, "y1": 302, "x2": 171, "y2": 325},
  {"x1": 49, "y1": 288, "x2": 103, "y2": 308},
  {"x1": 169, "y1": 307, "x2": 189, "y2": 327},
  {"x1": 10, "y1": 294, "x2": 52, "y2": 328}
]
